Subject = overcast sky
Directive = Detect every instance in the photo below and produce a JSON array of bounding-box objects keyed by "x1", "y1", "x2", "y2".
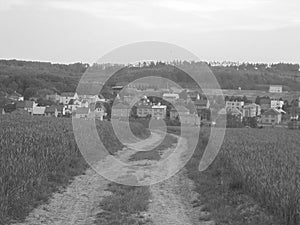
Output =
[{"x1": 0, "y1": 0, "x2": 299, "y2": 64}]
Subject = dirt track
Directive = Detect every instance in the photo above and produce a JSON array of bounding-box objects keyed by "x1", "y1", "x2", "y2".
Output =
[{"x1": 12, "y1": 131, "x2": 209, "y2": 225}]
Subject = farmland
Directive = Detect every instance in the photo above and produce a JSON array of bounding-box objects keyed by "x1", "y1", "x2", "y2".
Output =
[
  {"x1": 185, "y1": 127, "x2": 300, "y2": 225},
  {"x1": 222, "y1": 128, "x2": 300, "y2": 224},
  {"x1": 0, "y1": 115, "x2": 149, "y2": 224}
]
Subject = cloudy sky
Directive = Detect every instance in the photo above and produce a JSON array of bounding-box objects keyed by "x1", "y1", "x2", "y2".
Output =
[{"x1": 0, "y1": 0, "x2": 299, "y2": 64}]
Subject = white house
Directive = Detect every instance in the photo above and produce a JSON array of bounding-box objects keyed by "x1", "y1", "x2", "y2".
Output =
[
  {"x1": 243, "y1": 103, "x2": 261, "y2": 117},
  {"x1": 271, "y1": 99, "x2": 284, "y2": 109},
  {"x1": 225, "y1": 101, "x2": 245, "y2": 110},
  {"x1": 32, "y1": 106, "x2": 46, "y2": 116},
  {"x1": 269, "y1": 85, "x2": 283, "y2": 93},
  {"x1": 152, "y1": 104, "x2": 167, "y2": 119}
]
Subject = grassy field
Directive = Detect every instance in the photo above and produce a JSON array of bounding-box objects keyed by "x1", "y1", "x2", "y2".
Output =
[
  {"x1": 0, "y1": 115, "x2": 149, "y2": 224},
  {"x1": 184, "y1": 127, "x2": 300, "y2": 225}
]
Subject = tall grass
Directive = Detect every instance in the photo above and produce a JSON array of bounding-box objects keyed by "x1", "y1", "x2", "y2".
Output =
[
  {"x1": 222, "y1": 128, "x2": 300, "y2": 225},
  {"x1": 0, "y1": 115, "x2": 148, "y2": 224}
]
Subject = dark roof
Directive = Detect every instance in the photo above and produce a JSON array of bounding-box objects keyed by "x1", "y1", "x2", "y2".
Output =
[
  {"x1": 45, "y1": 106, "x2": 57, "y2": 113},
  {"x1": 263, "y1": 108, "x2": 281, "y2": 116},
  {"x1": 16, "y1": 101, "x2": 25, "y2": 109},
  {"x1": 68, "y1": 99, "x2": 75, "y2": 105}
]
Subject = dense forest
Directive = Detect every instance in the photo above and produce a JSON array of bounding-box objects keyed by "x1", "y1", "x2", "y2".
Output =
[{"x1": 0, "y1": 59, "x2": 299, "y2": 100}]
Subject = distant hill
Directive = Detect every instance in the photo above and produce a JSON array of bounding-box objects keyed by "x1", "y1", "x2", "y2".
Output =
[{"x1": 0, "y1": 59, "x2": 299, "y2": 100}]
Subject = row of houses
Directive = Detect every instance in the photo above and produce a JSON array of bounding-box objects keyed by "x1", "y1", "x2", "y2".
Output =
[{"x1": 224, "y1": 99, "x2": 285, "y2": 125}]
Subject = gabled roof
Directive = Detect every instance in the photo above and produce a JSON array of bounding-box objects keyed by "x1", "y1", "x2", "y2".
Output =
[
  {"x1": 76, "y1": 107, "x2": 90, "y2": 114},
  {"x1": 45, "y1": 106, "x2": 57, "y2": 113},
  {"x1": 263, "y1": 108, "x2": 281, "y2": 116}
]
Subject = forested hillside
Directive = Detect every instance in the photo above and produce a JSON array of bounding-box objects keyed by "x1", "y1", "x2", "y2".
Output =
[{"x1": 0, "y1": 59, "x2": 299, "y2": 100}]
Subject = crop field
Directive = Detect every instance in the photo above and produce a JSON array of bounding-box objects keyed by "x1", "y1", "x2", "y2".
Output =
[
  {"x1": 185, "y1": 127, "x2": 300, "y2": 224},
  {"x1": 222, "y1": 128, "x2": 300, "y2": 224},
  {"x1": 0, "y1": 114, "x2": 148, "y2": 224}
]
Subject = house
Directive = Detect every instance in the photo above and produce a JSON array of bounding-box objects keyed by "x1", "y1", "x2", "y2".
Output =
[
  {"x1": 74, "y1": 107, "x2": 90, "y2": 119},
  {"x1": 259, "y1": 98, "x2": 271, "y2": 111},
  {"x1": 225, "y1": 100, "x2": 244, "y2": 110},
  {"x1": 45, "y1": 106, "x2": 58, "y2": 117},
  {"x1": 261, "y1": 108, "x2": 282, "y2": 125},
  {"x1": 152, "y1": 104, "x2": 167, "y2": 120},
  {"x1": 243, "y1": 103, "x2": 261, "y2": 118},
  {"x1": 32, "y1": 106, "x2": 46, "y2": 116},
  {"x1": 67, "y1": 99, "x2": 81, "y2": 112},
  {"x1": 59, "y1": 92, "x2": 78, "y2": 104},
  {"x1": 80, "y1": 100, "x2": 89, "y2": 108},
  {"x1": 270, "y1": 99, "x2": 284, "y2": 109},
  {"x1": 170, "y1": 105, "x2": 190, "y2": 120},
  {"x1": 269, "y1": 85, "x2": 283, "y2": 93},
  {"x1": 89, "y1": 102, "x2": 106, "y2": 120},
  {"x1": 136, "y1": 104, "x2": 153, "y2": 118},
  {"x1": 162, "y1": 93, "x2": 179, "y2": 103},
  {"x1": 8, "y1": 91, "x2": 24, "y2": 102},
  {"x1": 194, "y1": 99, "x2": 210, "y2": 110},
  {"x1": 111, "y1": 103, "x2": 131, "y2": 118},
  {"x1": 16, "y1": 100, "x2": 36, "y2": 115}
]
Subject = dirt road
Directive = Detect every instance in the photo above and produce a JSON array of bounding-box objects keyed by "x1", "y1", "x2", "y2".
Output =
[{"x1": 12, "y1": 131, "x2": 210, "y2": 225}]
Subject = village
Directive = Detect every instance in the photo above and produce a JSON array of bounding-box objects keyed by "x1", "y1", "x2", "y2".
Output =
[{"x1": 0, "y1": 84, "x2": 299, "y2": 129}]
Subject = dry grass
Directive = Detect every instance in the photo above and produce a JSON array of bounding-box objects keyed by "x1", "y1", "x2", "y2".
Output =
[
  {"x1": 0, "y1": 115, "x2": 148, "y2": 224},
  {"x1": 185, "y1": 127, "x2": 299, "y2": 225},
  {"x1": 222, "y1": 128, "x2": 300, "y2": 225}
]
